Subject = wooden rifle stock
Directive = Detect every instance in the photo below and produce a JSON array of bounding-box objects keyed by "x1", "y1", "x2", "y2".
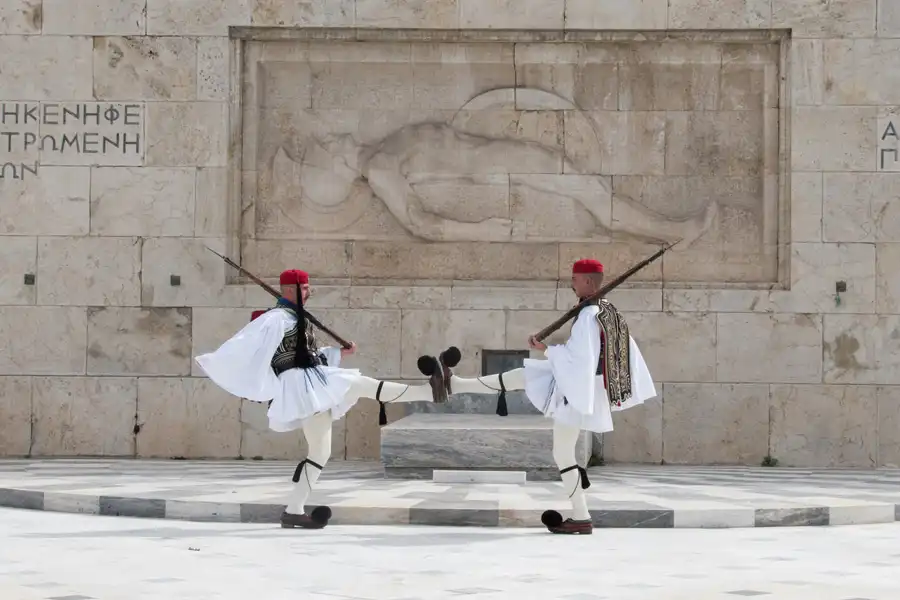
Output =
[
  {"x1": 533, "y1": 240, "x2": 679, "y2": 342},
  {"x1": 205, "y1": 247, "x2": 352, "y2": 349}
]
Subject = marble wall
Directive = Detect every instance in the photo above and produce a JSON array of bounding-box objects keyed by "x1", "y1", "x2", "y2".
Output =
[{"x1": 1, "y1": 0, "x2": 899, "y2": 468}]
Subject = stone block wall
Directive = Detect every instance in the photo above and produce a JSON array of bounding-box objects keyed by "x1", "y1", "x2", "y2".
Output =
[{"x1": 1, "y1": 0, "x2": 899, "y2": 468}]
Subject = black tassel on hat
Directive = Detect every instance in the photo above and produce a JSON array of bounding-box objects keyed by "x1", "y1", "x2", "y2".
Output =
[
  {"x1": 496, "y1": 372, "x2": 508, "y2": 417},
  {"x1": 376, "y1": 381, "x2": 387, "y2": 426}
]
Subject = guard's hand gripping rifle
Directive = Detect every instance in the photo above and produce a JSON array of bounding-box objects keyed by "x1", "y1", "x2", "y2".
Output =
[
  {"x1": 205, "y1": 247, "x2": 352, "y2": 349},
  {"x1": 533, "y1": 240, "x2": 679, "y2": 343}
]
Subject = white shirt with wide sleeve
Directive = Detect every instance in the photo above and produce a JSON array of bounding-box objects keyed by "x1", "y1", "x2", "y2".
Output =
[
  {"x1": 523, "y1": 304, "x2": 657, "y2": 434},
  {"x1": 195, "y1": 308, "x2": 361, "y2": 432}
]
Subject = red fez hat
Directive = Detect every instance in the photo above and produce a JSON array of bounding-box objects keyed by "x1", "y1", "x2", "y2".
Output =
[
  {"x1": 279, "y1": 269, "x2": 309, "y2": 285},
  {"x1": 250, "y1": 309, "x2": 267, "y2": 322},
  {"x1": 572, "y1": 259, "x2": 604, "y2": 274}
]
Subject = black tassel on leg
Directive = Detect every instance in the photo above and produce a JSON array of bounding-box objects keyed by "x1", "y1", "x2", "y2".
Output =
[
  {"x1": 496, "y1": 372, "x2": 508, "y2": 417},
  {"x1": 376, "y1": 381, "x2": 387, "y2": 426}
]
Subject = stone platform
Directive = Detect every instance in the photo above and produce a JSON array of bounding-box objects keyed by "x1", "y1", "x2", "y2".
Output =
[
  {"x1": 379, "y1": 413, "x2": 591, "y2": 480},
  {"x1": 2, "y1": 459, "x2": 900, "y2": 529}
]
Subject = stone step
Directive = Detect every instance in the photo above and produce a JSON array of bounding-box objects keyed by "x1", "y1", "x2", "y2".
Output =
[
  {"x1": 380, "y1": 413, "x2": 592, "y2": 481},
  {"x1": 408, "y1": 391, "x2": 541, "y2": 416}
]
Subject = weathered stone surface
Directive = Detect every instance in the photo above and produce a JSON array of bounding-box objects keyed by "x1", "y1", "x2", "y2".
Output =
[
  {"x1": 146, "y1": 102, "x2": 228, "y2": 167},
  {"x1": 355, "y1": 0, "x2": 459, "y2": 28},
  {"x1": 381, "y1": 413, "x2": 590, "y2": 477},
  {"x1": 251, "y1": 0, "x2": 353, "y2": 26},
  {"x1": 823, "y1": 173, "x2": 900, "y2": 242},
  {"x1": 663, "y1": 384, "x2": 770, "y2": 464},
  {"x1": 239, "y1": 398, "x2": 306, "y2": 460},
  {"x1": 791, "y1": 172, "x2": 822, "y2": 242},
  {"x1": 349, "y1": 286, "x2": 451, "y2": 310},
  {"x1": 90, "y1": 167, "x2": 196, "y2": 237},
  {"x1": 626, "y1": 313, "x2": 718, "y2": 382},
  {"x1": 772, "y1": 0, "x2": 876, "y2": 38},
  {"x1": 87, "y1": 307, "x2": 192, "y2": 376},
  {"x1": 877, "y1": 386, "x2": 900, "y2": 467},
  {"x1": 0, "y1": 308, "x2": 87, "y2": 376},
  {"x1": 346, "y1": 399, "x2": 406, "y2": 461},
  {"x1": 824, "y1": 315, "x2": 900, "y2": 385},
  {"x1": 792, "y1": 107, "x2": 876, "y2": 171},
  {"x1": 94, "y1": 37, "x2": 197, "y2": 101},
  {"x1": 876, "y1": 244, "x2": 900, "y2": 314},
  {"x1": 558, "y1": 287, "x2": 663, "y2": 312},
  {"x1": 37, "y1": 237, "x2": 141, "y2": 307},
  {"x1": 565, "y1": 0, "x2": 667, "y2": 29},
  {"x1": 42, "y1": 0, "x2": 144, "y2": 35},
  {"x1": 0, "y1": 36, "x2": 92, "y2": 100},
  {"x1": 37, "y1": 102, "x2": 145, "y2": 168},
  {"x1": 141, "y1": 238, "x2": 244, "y2": 307},
  {"x1": 565, "y1": 112, "x2": 665, "y2": 175},
  {"x1": 194, "y1": 167, "x2": 228, "y2": 237},
  {"x1": 824, "y1": 40, "x2": 900, "y2": 106},
  {"x1": 0, "y1": 377, "x2": 31, "y2": 456},
  {"x1": 242, "y1": 38, "x2": 778, "y2": 285},
  {"x1": 0, "y1": 0, "x2": 41, "y2": 34},
  {"x1": 0, "y1": 167, "x2": 90, "y2": 236},
  {"x1": 717, "y1": 314, "x2": 823, "y2": 383},
  {"x1": 601, "y1": 396, "x2": 662, "y2": 464},
  {"x1": 879, "y1": 0, "x2": 900, "y2": 36},
  {"x1": 401, "y1": 310, "x2": 505, "y2": 378},
  {"x1": 559, "y1": 242, "x2": 663, "y2": 282},
  {"x1": 147, "y1": 0, "x2": 251, "y2": 35},
  {"x1": 515, "y1": 44, "x2": 617, "y2": 110},
  {"x1": 137, "y1": 378, "x2": 240, "y2": 458},
  {"x1": 315, "y1": 309, "x2": 402, "y2": 378},
  {"x1": 352, "y1": 243, "x2": 560, "y2": 281},
  {"x1": 197, "y1": 38, "x2": 230, "y2": 101},
  {"x1": 243, "y1": 241, "x2": 353, "y2": 279},
  {"x1": 0, "y1": 237, "x2": 35, "y2": 305},
  {"x1": 790, "y1": 40, "x2": 824, "y2": 106},
  {"x1": 459, "y1": 0, "x2": 564, "y2": 29},
  {"x1": 770, "y1": 384, "x2": 877, "y2": 467},
  {"x1": 32, "y1": 377, "x2": 136, "y2": 457},
  {"x1": 451, "y1": 286, "x2": 556, "y2": 310},
  {"x1": 777, "y1": 243, "x2": 876, "y2": 314},
  {"x1": 669, "y1": 0, "x2": 771, "y2": 28}
]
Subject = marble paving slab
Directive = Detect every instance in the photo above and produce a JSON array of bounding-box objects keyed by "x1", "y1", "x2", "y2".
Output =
[{"x1": 0, "y1": 459, "x2": 899, "y2": 529}]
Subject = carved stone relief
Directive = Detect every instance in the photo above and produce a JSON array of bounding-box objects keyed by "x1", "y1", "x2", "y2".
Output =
[{"x1": 239, "y1": 38, "x2": 783, "y2": 283}]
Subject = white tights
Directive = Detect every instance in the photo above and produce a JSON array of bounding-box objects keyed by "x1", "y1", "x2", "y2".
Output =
[
  {"x1": 285, "y1": 375, "x2": 438, "y2": 516},
  {"x1": 449, "y1": 368, "x2": 526, "y2": 395},
  {"x1": 553, "y1": 421, "x2": 591, "y2": 521},
  {"x1": 452, "y1": 369, "x2": 590, "y2": 521}
]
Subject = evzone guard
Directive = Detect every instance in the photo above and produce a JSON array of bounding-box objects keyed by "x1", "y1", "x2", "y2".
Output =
[
  {"x1": 195, "y1": 268, "x2": 459, "y2": 530},
  {"x1": 449, "y1": 258, "x2": 658, "y2": 534}
]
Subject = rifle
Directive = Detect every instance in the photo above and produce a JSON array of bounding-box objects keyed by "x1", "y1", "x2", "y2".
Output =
[
  {"x1": 533, "y1": 240, "x2": 679, "y2": 342},
  {"x1": 205, "y1": 247, "x2": 352, "y2": 349}
]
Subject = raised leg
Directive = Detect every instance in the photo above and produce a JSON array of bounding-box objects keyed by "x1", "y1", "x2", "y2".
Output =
[
  {"x1": 541, "y1": 421, "x2": 593, "y2": 535},
  {"x1": 282, "y1": 411, "x2": 333, "y2": 529},
  {"x1": 449, "y1": 368, "x2": 526, "y2": 395},
  {"x1": 346, "y1": 375, "x2": 438, "y2": 404}
]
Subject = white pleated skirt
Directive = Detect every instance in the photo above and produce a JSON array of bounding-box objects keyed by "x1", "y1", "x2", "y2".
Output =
[
  {"x1": 266, "y1": 366, "x2": 361, "y2": 432},
  {"x1": 523, "y1": 336, "x2": 657, "y2": 434}
]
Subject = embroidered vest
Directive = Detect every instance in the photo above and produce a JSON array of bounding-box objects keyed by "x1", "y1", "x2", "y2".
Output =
[
  {"x1": 270, "y1": 309, "x2": 325, "y2": 375},
  {"x1": 571, "y1": 300, "x2": 633, "y2": 407}
]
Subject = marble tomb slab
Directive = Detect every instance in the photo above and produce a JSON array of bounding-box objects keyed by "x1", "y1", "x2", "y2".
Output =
[{"x1": 380, "y1": 413, "x2": 591, "y2": 480}]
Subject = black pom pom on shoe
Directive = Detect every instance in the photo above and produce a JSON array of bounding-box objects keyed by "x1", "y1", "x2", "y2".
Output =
[
  {"x1": 310, "y1": 505, "x2": 332, "y2": 525},
  {"x1": 541, "y1": 510, "x2": 563, "y2": 528},
  {"x1": 417, "y1": 355, "x2": 438, "y2": 376},
  {"x1": 441, "y1": 346, "x2": 461, "y2": 368}
]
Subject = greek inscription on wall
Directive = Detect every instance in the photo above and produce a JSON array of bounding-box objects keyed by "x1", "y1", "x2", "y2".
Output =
[
  {"x1": 0, "y1": 102, "x2": 144, "y2": 180},
  {"x1": 878, "y1": 117, "x2": 900, "y2": 172}
]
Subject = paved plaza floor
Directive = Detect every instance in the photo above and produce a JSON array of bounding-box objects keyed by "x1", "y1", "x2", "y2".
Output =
[
  {"x1": 1, "y1": 507, "x2": 899, "y2": 600},
  {"x1": 1, "y1": 459, "x2": 899, "y2": 528}
]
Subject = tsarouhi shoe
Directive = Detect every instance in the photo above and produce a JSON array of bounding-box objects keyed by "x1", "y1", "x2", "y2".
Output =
[
  {"x1": 438, "y1": 346, "x2": 461, "y2": 395},
  {"x1": 417, "y1": 355, "x2": 449, "y2": 404},
  {"x1": 541, "y1": 510, "x2": 593, "y2": 535},
  {"x1": 281, "y1": 506, "x2": 332, "y2": 530}
]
